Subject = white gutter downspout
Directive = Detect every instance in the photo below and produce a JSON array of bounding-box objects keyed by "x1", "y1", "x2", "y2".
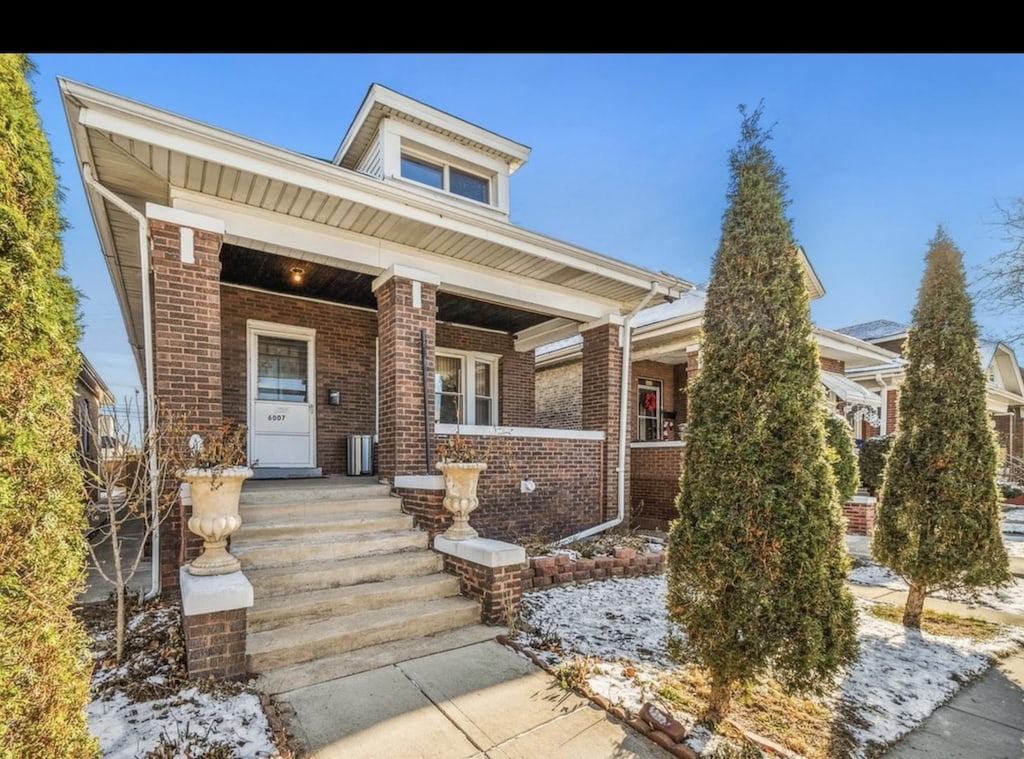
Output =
[
  {"x1": 82, "y1": 164, "x2": 160, "y2": 600},
  {"x1": 557, "y1": 283, "x2": 661, "y2": 546}
]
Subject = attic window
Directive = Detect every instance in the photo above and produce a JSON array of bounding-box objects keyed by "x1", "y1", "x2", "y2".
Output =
[{"x1": 401, "y1": 153, "x2": 490, "y2": 205}]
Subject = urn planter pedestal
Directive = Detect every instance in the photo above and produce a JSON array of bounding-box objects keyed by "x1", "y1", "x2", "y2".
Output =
[
  {"x1": 179, "y1": 466, "x2": 253, "y2": 576},
  {"x1": 435, "y1": 461, "x2": 487, "y2": 540}
]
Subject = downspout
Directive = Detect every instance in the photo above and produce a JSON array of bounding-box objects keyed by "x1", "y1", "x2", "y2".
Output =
[
  {"x1": 557, "y1": 283, "x2": 661, "y2": 545},
  {"x1": 81, "y1": 164, "x2": 160, "y2": 600}
]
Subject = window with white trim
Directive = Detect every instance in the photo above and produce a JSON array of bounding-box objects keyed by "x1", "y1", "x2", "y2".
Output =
[
  {"x1": 401, "y1": 151, "x2": 491, "y2": 204},
  {"x1": 435, "y1": 351, "x2": 498, "y2": 425},
  {"x1": 637, "y1": 379, "x2": 662, "y2": 441}
]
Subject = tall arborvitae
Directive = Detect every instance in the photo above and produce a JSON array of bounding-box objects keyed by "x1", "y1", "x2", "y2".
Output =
[
  {"x1": 0, "y1": 54, "x2": 97, "y2": 757},
  {"x1": 872, "y1": 227, "x2": 1010, "y2": 628},
  {"x1": 666, "y1": 104, "x2": 857, "y2": 722}
]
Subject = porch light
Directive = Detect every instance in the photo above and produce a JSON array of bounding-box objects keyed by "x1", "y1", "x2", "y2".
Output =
[{"x1": 290, "y1": 267, "x2": 305, "y2": 284}]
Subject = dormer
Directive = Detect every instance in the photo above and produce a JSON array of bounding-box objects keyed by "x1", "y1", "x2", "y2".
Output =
[{"x1": 332, "y1": 83, "x2": 530, "y2": 218}]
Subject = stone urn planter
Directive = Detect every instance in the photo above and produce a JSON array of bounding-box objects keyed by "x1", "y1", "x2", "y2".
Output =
[
  {"x1": 435, "y1": 461, "x2": 487, "y2": 540},
  {"x1": 180, "y1": 465, "x2": 253, "y2": 575}
]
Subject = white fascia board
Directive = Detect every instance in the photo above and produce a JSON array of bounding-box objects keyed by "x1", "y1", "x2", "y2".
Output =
[
  {"x1": 435, "y1": 423, "x2": 604, "y2": 441},
  {"x1": 371, "y1": 264, "x2": 442, "y2": 292},
  {"x1": 70, "y1": 84, "x2": 685, "y2": 300},
  {"x1": 630, "y1": 340, "x2": 697, "y2": 363},
  {"x1": 172, "y1": 191, "x2": 616, "y2": 321},
  {"x1": 988, "y1": 385, "x2": 1024, "y2": 409},
  {"x1": 815, "y1": 328, "x2": 900, "y2": 361},
  {"x1": 514, "y1": 318, "x2": 581, "y2": 353},
  {"x1": 632, "y1": 315, "x2": 703, "y2": 344},
  {"x1": 145, "y1": 203, "x2": 225, "y2": 235}
]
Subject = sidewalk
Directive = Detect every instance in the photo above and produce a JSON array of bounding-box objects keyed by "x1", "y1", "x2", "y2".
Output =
[{"x1": 272, "y1": 636, "x2": 670, "y2": 758}]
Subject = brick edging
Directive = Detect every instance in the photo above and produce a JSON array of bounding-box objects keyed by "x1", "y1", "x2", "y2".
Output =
[{"x1": 522, "y1": 547, "x2": 666, "y2": 592}]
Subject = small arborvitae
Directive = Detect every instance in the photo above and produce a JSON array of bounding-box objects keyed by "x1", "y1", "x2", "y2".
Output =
[
  {"x1": 666, "y1": 102, "x2": 857, "y2": 722},
  {"x1": 872, "y1": 226, "x2": 1010, "y2": 628},
  {"x1": 824, "y1": 409, "x2": 860, "y2": 504}
]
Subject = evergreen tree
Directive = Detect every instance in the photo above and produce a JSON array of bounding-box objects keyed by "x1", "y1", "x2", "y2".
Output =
[
  {"x1": 872, "y1": 227, "x2": 1010, "y2": 628},
  {"x1": 824, "y1": 409, "x2": 860, "y2": 504},
  {"x1": 0, "y1": 54, "x2": 97, "y2": 757},
  {"x1": 666, "y1": 104, "x2": 857, "y2": 722}
]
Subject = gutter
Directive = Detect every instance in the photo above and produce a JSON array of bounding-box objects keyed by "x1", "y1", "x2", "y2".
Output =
[
  {"x1": 557, "y1": 283, "x2": 661, "y2": 546},
  {"x1": 875, "y1": 372, "x2": 889, "y2": 436},
  {"x1": 81, "y1": 164, "x2": 160, "y2": 600}
]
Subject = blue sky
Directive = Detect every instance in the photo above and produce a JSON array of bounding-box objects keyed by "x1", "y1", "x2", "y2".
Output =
[{"x1": 25, "y1": 53, "x2": 1024, "y2": 403}]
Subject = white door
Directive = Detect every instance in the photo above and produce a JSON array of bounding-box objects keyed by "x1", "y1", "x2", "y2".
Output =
[{"x1": 247, "y1": 321, "x2": 316, "y2": 469}]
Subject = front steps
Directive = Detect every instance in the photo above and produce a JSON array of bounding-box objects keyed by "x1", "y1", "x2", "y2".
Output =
[{"x1": 233, "y1": 478, "x2": 496, "y2": 694}]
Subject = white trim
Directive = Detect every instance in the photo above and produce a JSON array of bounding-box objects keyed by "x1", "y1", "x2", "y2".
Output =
[
  {"x1": 435, "y1": 349, "x2": 500, "y2": 426},
  {"x1": 515, "y1": 318, "x2": 580, "y2": 353},
  {"x1": 435, "y1": 424, "x2": 605, "y2": 441},
  {"x1": 371, "y1": 263, "x2": 442, "y2": 292},
  {"x1": 145, "y1": 203, "x2": 225, "y2": 234},
  {"x1": 630, "y1": 440, "x2": 685, "y2": 449},
  {"x1": 246, "y1": 320, "x2": 317, "y2": 469},
  {"x1": 179, "y1": 227, "x2": 195, "y2": 264},
  {"x1": 582, "y1": 313, "x2": 626, "y2": 331},
  {"x1": 179, "y1": 566, "x2": 253, "y2": 616},
  {"x1": 394, "y1": 474, "x2": 445, "y2": 490},
  {"x1": 433, "y1": 536, "x2": 526, "y2": 567}
]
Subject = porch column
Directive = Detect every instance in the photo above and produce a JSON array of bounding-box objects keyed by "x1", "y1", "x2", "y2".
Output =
[
  {"x1": 373, "y1": 265, "x2": 440, "y2": 481},
  {"x1": 581, "y1": 318, "x2": 625, "y2": 523},
  {"x1": 149, "y1": 207, "x2": 225, "y2": 593}
]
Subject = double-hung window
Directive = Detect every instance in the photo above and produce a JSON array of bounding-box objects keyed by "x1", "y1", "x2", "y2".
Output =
[
  {"x1": 435, "y1": 351, "x2": 498, "y2": 425},
  {"x1": 637, "y1": 378, "x2": 662, "y2": 441}
]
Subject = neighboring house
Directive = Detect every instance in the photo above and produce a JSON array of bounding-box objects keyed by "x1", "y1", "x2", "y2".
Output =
[
  {"x1": 59, "y1": 80, "x2": 694, "y2": 593},
  {"x1": 74, "y1": 351, "x2": 114, "y2": 503},
  {"x1": 836, "y1": 320, "x2": 1024, "y2": 466},
  {"x1": 535, "y1": 268, "x2": 900, "y2": 531}
]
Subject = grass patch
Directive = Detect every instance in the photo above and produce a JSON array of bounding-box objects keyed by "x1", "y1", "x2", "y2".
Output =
[
  {"x1": 868, "y1": 602, "x2": 1004, "y2": 641},
  {"x1": 656, "y1": 664, "x2": 856, "y2": 759}
]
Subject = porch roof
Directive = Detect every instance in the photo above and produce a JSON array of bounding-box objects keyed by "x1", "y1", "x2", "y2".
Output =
[
  {"x1": 58, "y1": 78, "x2": 692, "y2": 377},
  {"x1": 820, "y1": 371, "x2": 883, "y2": 408}
]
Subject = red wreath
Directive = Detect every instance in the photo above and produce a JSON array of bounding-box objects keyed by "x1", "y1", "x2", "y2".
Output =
[{"x1": 642, "y1": 391, "x2": 657, "y2": 413}]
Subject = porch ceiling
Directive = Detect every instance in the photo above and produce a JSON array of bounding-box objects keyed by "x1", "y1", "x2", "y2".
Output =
[{"x1": 220, "y1": 245, "x2": 552, "y2": 333}]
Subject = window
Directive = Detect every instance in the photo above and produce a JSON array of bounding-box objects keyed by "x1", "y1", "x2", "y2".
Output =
[
  {"x1": 637, "y1": 379, "x2": 662, "y2": 441},
  {"x1": 257, "y1": 336, "x2": 308, "y2": 402},
  {"x1": 435, "y1": 351, "x2": 498, "y2": 425},
  {"x1": 401, "y1": 151, "x2": 491, "y2": 204}
]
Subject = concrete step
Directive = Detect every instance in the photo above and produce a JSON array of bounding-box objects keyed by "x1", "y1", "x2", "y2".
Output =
[
  {"x1": 234, "y1": 510, "x2": 414, "y2": 540},
  {"x1": 245, "y1": 550, "x2": 445, "y2": 597},
  {"x1": 254, "y1": 624, "x2": 500, "y2": 694},
  {"x1": 239, "y1": 496, "x2": 404, "y2": 522},
  {"x1": 234, "y1": 529, "x2": 429, "y2": 570},
  {"x1": 247, "y1": 596, "x2": 483, "y2": 672},
  {"x1": 248, "y1": 573, "x2": 463, "y2": 633},
  {"x1": 239, "y1": 479, "x2": 391, "y2": 506}
]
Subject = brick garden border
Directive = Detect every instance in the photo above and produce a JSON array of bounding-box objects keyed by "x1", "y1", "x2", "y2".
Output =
[{"x1": 522, "y1": 546, "x2": 666, "y2": 592}]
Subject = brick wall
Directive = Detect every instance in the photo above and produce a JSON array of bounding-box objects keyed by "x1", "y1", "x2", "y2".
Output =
[
  {"x1": 182, "y1": 608, "x2": 247, "y2": 679},
  {"x1": 376, "y1": 276, "x2": 437, "y2": 479},
  {"x1": 437, "y1": 323, "x2": 534, "y2": 427},
  {"x1": 441, "y1": 556, "x2": 524, "y2": 625},
  {"x1": 220, "y1": 286, "x2": 377, "y2": 475},
  {"x1": 819, "y1": 356, "x2": 846, "y2": 374},
  {"x1": 404, "y1": 433, "x2": 604, "y2": 543},
  {"x1": 630, "y1": 444, "x2": 685, "y2": 531},
  {"x1": 535, "y1": 362, "x2": 583, "y2": 430},
  {"x1": 582, "y1": 324, "x2": 623, "y2": 522},
  {"x1": 843, "y1": 499, "x2": 877, "y2": 536},
  {"x1": 150, "y1": 219, "x2": 223, "y2": 591},
  {"x1": 522, "y1": 547, "x2": 666, "y2": 591}
]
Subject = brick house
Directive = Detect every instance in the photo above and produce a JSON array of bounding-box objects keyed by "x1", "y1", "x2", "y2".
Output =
[
  {"x1": 836, "y1": 320, "x2": 1024, "y2": 469},
  {"x1": 535, "y1": 265, "x2": 901, "y2": 532},
  {"x1": 60, "y1": 78, "x2": 699, "y2": 679}
]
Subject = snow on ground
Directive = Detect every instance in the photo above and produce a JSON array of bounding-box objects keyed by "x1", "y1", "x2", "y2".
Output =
[
  {"x1": 1004, "y1": 508, "x2": 1024, "y2": 534},
  {"x1": 849, "y1": 562, "x2": 1024, "y2": 617},
  {"x1": 514, "y1": 574, "x2": 1024, "y2": 759},
  {"x1": 83, "y1": 601, "x2": 282, "y2": 759}
]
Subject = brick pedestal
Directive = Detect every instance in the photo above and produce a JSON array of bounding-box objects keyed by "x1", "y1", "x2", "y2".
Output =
[
  {"x1": 434, "y1": 537, "x2": 526, "y2": 626},
  {"x1": 179, "y1": 566, "x2": 253, "y2": 679},
  {"x1": 843, "y1": 495, "x2": 878, "y2": 536}
]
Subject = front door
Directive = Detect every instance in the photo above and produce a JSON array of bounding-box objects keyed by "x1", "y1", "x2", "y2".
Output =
[{"x1": 247, "y1": 321, "x2": 316, "y2": 469}]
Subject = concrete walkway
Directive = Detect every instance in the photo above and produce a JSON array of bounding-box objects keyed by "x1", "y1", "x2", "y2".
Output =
[{"x1": 272, "y1": 636, "x2": 670, "y2": 758}]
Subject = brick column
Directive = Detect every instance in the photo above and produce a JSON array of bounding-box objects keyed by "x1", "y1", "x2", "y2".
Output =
[
  {"x1": 373, "y1": 267, "x2": 439, "y2": 481},
  {"x1": 885, "y1": 388, "x2": 899, "y2": 436},
  {"x1": 581, "y1": 319, "x2": 624, "y2": 523},
  {"x1": 149, "y1": 211, "x2": 224, "y2": 593}
]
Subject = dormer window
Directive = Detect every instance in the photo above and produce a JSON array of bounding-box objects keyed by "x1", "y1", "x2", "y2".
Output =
[{"x1": 401, "y1": 152, "x2": 491, "y2": 205}]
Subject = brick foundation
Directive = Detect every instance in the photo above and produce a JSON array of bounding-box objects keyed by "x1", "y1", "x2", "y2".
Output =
[
  {"x1": 522, "y1": 547, "x2": 666, "y2": 591},
  {"x1": 630, "y1": 443, "x2": 685, "y2": 531},
  {"x1": 442, "y1": 556, "x2": 524, "y2": 625}
]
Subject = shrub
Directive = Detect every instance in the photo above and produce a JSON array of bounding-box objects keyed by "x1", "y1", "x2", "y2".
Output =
[{"x1": 858, "y1": 435, "x2": 892, "y2": 495}]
